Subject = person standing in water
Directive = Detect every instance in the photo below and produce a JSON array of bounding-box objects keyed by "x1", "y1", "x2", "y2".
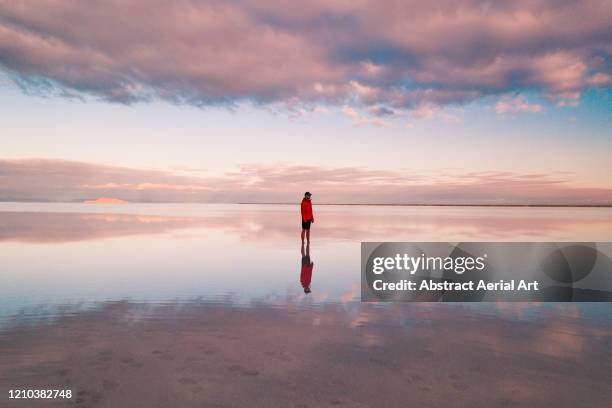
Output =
[{"x1": 301, "y1": 192, "x2": 314, "y2": 244}]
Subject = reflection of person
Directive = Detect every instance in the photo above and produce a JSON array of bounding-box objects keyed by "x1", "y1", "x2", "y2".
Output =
[
  {"x1": 301, "y1": 192, "x2": 314, "y2": 244},
  {"x1": 301, "y1": 243, "x2": 314, "y2": 294}
]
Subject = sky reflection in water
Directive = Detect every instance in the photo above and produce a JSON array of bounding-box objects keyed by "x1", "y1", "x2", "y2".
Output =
[
  {"x1": 1, "y1": 203, "x2": 612, "y2": 319},
  {"x1": 1, "y1": 204, "x2": 611, "y2": 406}
]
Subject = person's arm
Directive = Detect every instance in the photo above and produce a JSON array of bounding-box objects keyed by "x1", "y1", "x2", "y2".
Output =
[
  {"x1": 309, "y1": 201, "x2": 314, "y2": 222},
  {"x1": 301, "y1": 201, "x2": 307, "y2": 221}
]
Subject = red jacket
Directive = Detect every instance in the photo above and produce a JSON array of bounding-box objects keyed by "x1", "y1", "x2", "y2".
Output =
[
  {"x1": 301, "y1": 262, "x2": 313, "y2": 289},
  {"x1": 301, "y1": 198, "x2": 314, "y2": 222}
]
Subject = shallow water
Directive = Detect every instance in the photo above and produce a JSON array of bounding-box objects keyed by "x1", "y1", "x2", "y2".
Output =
[
  {"x1": 2, "y1": 203, "x2": 612, "y2": 316},
  {"x1": 1, "y1": 203, "x2": 611, "y2": 407}
]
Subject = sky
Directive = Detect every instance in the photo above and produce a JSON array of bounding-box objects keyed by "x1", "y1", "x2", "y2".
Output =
[{"x1": 0, "y1": 0, "x2": 611, "y2": 204}]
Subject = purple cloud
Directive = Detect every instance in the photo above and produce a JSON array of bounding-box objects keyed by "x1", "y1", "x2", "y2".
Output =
[
  {"x1": 1, "y1": 159, "x2": 611, "y2": 205},
  {"x1": 0, "y1": 0, "x2": 610, "y2": 112}
]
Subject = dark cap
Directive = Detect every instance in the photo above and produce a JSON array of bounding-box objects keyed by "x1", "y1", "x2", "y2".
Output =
[{"x1": 304, "y1": 191, "x2": 312, "y2": 196}]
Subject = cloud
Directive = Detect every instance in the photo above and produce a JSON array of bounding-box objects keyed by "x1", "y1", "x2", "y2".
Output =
[
  {"x1": 408, "y1": 104, "x2": 462, "y2": 125},
  {"x1": 341, "y1": 105, "x2": 389, "y2": 126},
  {"x1": 0, "y1": 0, "x2": 610, "y2": 114},
  {"x1": 494, "y1": 95, "x2": 543, "y2": 114},
  {"x1": 1, "y1": 159, "x2": 611, "y2": 205}
]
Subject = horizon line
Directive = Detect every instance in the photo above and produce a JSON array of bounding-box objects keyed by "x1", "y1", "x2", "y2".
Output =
[
  {"x1": 1, "y1": 200, "x2": 611, "y2": 208},
  {"x1": 239, "y1": 202, "x2": 612, "y2": 208}
]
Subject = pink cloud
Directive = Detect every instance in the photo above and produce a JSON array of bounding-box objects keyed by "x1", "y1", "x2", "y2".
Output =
[
  {"x1": 0, "y1": 0, "x2": 610, "y2": 112},
  {"x1": 494, "y1": 95, "x2": 543, "y2": 114},
  {"x1": 341, "y1": 105, "x2": 389, "y2": 127},
  {"x1": 1, "y1": 159, "x2": 611, "y2": 205}
]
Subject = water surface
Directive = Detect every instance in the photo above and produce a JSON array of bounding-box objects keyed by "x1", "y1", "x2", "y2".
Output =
[
  {"x1": 2, "y1": 203, "x2": 612, "y2": 317},
  {"x1": 1, "y1": 203, "x2": 611, "y2": 407}
]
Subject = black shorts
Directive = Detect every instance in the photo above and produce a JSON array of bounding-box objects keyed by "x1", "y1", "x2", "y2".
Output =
[{"x1": 302, "y1": 220, "x2": 312, "y2": 230}]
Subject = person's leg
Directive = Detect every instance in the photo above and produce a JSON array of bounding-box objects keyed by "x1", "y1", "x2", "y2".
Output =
[
  {"x1": 301, "y1": 229, "x2": 305, "y2": 244},
  {"x1": 306, "y1": 229, "x2": 310, "y2": 243}
]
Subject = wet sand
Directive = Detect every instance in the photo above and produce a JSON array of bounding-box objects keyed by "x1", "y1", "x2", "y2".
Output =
[{"x1": 1, "y1": 301, "x2": 611, "y2": 407}]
